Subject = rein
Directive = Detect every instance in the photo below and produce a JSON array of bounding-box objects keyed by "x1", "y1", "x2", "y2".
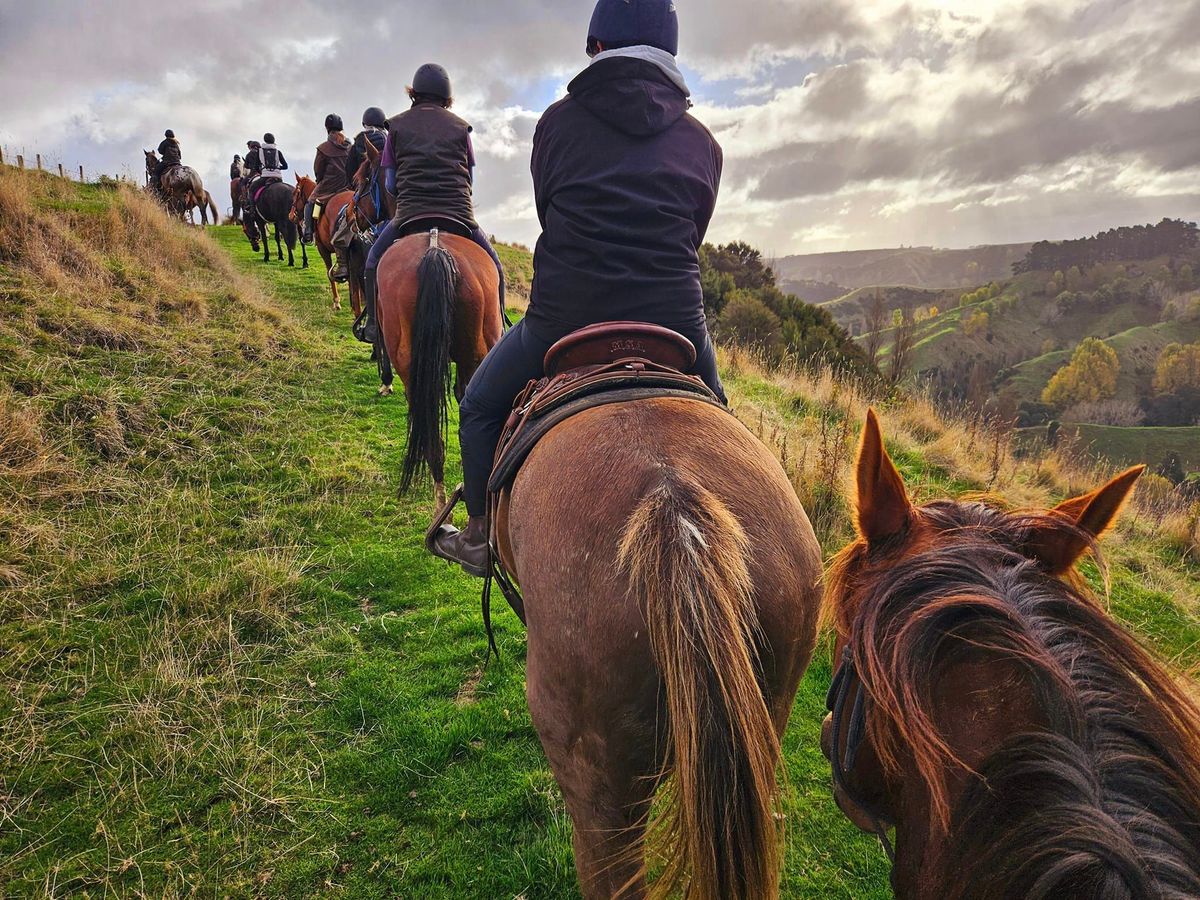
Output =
[{"x1": 826, "y1": 647, "x2": 896, "y2": 863}]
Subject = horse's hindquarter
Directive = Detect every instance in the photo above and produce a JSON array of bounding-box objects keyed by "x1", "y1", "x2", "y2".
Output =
[{"x1": 506, "y1": 397, "x2": 822, "y2": 729}]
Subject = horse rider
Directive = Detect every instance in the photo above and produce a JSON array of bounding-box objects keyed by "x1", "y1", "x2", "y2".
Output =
[
  {"x1": 346, "y1": 106, "x2": 389, "y2": 186},
  {"x1": 152, "y1": 129, "x2": 182, "y2": 195},
  {"x1": 304, "y1": 114, "x2": 352, "y2": 249},
  {"x1": 429, "y1": 0, "x2": 726, "y2": 574},
  {"x1": 230, "y1": 154, "x2": 245, "y2": 180},
  {"x1": 358, "y1": 64, "x2": 506, "y2": 345},
  {"x1": 243, "y1": 134, "x2": 287, "y2": 218},
  {"x1": 329, "y1": 106, "x2": 390, "y2": 282}
]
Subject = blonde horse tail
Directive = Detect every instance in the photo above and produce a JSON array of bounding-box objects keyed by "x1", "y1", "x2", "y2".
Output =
[{"x1": 618, "y1": 472, "x2": 782, "y2": 900}]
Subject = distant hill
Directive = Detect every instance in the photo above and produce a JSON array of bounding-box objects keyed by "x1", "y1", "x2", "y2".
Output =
[{"x1": 774, "y1": 243, "x2": 1032, "y2": 291}]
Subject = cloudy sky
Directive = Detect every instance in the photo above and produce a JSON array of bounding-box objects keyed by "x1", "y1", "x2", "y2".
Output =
[{"x1": 2, "y1": 0, "x2": 1198, "y2": 255}]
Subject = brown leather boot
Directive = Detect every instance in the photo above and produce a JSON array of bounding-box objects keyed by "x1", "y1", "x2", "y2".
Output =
[{"x1": 428, "y1": 515, "x2": 489, "y2": 578}]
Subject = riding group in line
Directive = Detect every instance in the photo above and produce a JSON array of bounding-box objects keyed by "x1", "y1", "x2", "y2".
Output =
[{"x1": 143, "y1": 1, "x2": 1200, "y2": 896}]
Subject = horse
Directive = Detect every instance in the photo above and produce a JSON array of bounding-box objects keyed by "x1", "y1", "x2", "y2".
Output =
[
  {"x1": 289, "y1": 176, "x2": 357, "y2": 313},
  {"x1": 185, "y1": 189, "x2": 219, "y2": 227},
  {"x1": 375, "y1": 229, "x2": 502, "y2": 502},
  {"x1": 241, "y1": 180, "x2": 306, "y2": 268},
  {"x1": 488, "y1": 386, "x2": 823, "y2": 897},
  {"x1": 230, "y1": 178, "x2": 243, "y2": 223},
  {"x1": 143, "y1": 151, "x2": 213, "y2": 224},
  {"x1": 350, "y1": 140, "x2": 398, "y2": 389},
  {"x1": 822, "y1": 409, "x2": 1200, "y2": 899}
]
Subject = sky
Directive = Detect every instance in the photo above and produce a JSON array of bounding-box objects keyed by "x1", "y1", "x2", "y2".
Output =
[{"x1": 1, "y1": 0, "x2": 1198, "y2": 256}]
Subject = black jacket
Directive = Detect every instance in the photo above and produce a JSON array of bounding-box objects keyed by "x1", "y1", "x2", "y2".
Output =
[
  {"x1": 347, "y1": 127, "x2": 387, "y2": 186},
  {"x1": 158, "y1": 137, "x2": 182, "y2": 165},
  {"x1": 526, "y1": 57, "x2": 722, "y2": 341}
]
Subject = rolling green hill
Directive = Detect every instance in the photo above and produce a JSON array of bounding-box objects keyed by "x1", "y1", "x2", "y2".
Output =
[
  {"x1": 2, "y1": 167, "x2": 1198, "y2": 897},
  {"x1": 774, "y1": 242, "x2": 1032, "y2": 291}
]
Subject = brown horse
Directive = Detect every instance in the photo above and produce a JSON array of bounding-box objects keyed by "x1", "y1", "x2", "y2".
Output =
[
  {"x1": 186, "y1": 189, "x2": 219, "y2": 227},
  {"x1": 376, "y1": 231, "x2": 502, "y2": 505},
  {"x1": 822, "y1": 410, "x2": 1200, "y2": 899},
  {"x1": 143, "y1": 151, "x2": 212, "y2": 224},
  {"x1": 230, "y1": 178, "x2": 243, "y2": 223},
  {"x1": 491, "y1": 396, "x2": 823, "y2": 898},
  {"x1": 290, "y1": 176, "x2": 358, "y2": 313}
]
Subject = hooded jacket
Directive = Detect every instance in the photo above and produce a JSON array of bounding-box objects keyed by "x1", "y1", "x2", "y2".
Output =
[
  {"x1": 157, "y1": 137, "x2": 182, "y2": 166},
  {"x1": 526, "y1": 55, "x2": 722, "y2": 342}
]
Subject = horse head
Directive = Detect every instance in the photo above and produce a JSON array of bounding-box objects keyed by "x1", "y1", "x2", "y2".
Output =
[
  {"x1": 820, "y1": 411, "x2": 1200, "y2": 898},
  {"x1": 289, "y1": 176, "x2": 315, "y2": 223}
]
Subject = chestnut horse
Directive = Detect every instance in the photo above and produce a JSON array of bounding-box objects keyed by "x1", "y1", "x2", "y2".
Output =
[
  {"x1": 493, "y1": 398, "x2": 823, "y2": 898},
  {"x1": 290, "y1": 176, "x2": 357, "y2": 313},
  {"x1": 823, "y1": 410, "x2": 1200, "y2": 898},
  {"x1": 376, "y1": 232, "x2": 502, "y2": 505}
]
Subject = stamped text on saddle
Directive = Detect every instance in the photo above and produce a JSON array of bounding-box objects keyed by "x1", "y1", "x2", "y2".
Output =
[{"x1": 428, "y1": 321, "x2": 730, "y2": 656}]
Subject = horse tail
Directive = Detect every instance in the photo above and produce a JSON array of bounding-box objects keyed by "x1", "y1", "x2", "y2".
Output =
[
  {"x1": 400, "y1": 244, "x2": 458, "y2": 493},
  {"x1": 618, "y1": 472, "x2": 781, "y2": 900},
  {"x1": 207, "y1": 191, "x2": 219, "y2": 223}
]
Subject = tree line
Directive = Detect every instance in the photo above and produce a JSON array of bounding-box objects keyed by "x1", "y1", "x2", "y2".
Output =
[
  {"x1": 1013, "y1": 218, "x2": 1199, "y2": 275},
  {"x1": 700, "y1": 242, "x2": 876, "y2": 379}
]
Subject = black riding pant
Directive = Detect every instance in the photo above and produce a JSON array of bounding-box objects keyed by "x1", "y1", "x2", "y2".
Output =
[{"x1": 458, "y1": 318, "x2": 726, "y2": 517}]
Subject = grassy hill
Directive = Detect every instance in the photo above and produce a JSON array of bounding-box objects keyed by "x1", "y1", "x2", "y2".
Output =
[
  {"x1": 774, "y1": 242, "x2": 1032, "y2": 291},
  {"x1": 2, "y1": 167, "x2": 1198, "y2": 896},
  {"x1": 1020, "y1": 423, "x2": 1200, "y2": 474}
]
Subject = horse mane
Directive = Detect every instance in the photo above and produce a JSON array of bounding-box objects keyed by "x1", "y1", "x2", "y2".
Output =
[{"x1": 828, "y1": 500, "x2": 1200, "y2": 897}]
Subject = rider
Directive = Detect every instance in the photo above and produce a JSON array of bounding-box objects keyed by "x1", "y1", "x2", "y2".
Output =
[
  {"x1": 153, "y1": 129, "x2": 182, "y2": 194},
  {"x1": 359, "y1": 64, "x2": 505, "y2": 345},
  {"x1": 305, "y1": 114, "x2": 352, "y2": 247},
  {"x1": 329, "y1": 107, "x2": 391, "y2": 282},
  {"x1": 259, "y1": 133, "x2": 288, "y2": 184},
  {"x1": 230, "y1": 154, "x2": 245, "y2": 180},
  {"x1": 346, "y1": 106, "x2": 389, "y2": 186},
  {"x1": 429, "y1": 0, "x2": 726, "y2": 575},
  {"x1": 243, "y1": 140, "x2": 263, "y2": 179}
]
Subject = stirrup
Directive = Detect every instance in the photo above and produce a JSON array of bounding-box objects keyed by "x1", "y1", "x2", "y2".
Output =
[{"x1": 424, "y1": 484, "x2": 466, "y2": 556}]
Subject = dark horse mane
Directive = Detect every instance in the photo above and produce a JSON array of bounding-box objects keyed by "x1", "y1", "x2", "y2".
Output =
[{"x1": 829, "y1": 499, "x2": 1200, "y2": 899}]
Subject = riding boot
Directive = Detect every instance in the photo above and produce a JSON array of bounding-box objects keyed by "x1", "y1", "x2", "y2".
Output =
[
  {"x1": 302, "y1": 200, "x2": 316, "y2": 245},
  {"x1": 354, "y1": 269, "x2": 380, "y2": 344},
  {"x1": 330, "y1": 254, "x2": 349, "y2": 284},
  {"x1": 428, "y1": 515, "x2": 489, "y2": 578}
]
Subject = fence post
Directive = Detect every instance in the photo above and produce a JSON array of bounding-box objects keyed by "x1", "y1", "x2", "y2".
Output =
[
  {"x1": 79, "y1": 165, "x2": 85, "y2": 182},
  {"x1": 17, "y1": 155, "x2": 24, "y2": 169},
  {"x1": 58, "y1": 163, "x2": 64, "y2": 178},
  {"x1": 36, "y1": 154, "x2": 42, "y2": 171},
  {"x1": 0, "y1": 146, "x2": 4, "y2": 166}
]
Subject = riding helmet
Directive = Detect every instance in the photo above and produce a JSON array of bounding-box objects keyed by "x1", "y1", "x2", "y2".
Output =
[
  {"x1": 587, "y1": 0, "x2": 679, "y2": 56},
  {"x1": 263, "y1": 133, "x2": 275, "y2": 144},
  {"x1": 411, "y1": 63, "x2": 452, "y2": 102},
  {"x1": 164, "y1": 129, "x2": 175, "y2": 138},
  {"x1": 247, "y1": 140, "x2": 260, "y2": 149},
  {"x1": 324, "y1": 113, "x2": 343, "y2": 133},
  {"x1": 362, "y1": 106, "x2": 387, "y2": 128}
]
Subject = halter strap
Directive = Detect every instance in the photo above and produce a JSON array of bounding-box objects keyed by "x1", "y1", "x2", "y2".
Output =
[{"x1": 826, "y1": 646, "x2": 897, "y2": 863}]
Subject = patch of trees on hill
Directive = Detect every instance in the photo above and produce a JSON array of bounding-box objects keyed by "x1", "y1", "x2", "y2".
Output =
[
  {"x1": 700, "y1": 242, "x2": 876, "y2": 378},
  {"x1": 1013, "y1": 218, "x2": 1199, "y2": 275}
]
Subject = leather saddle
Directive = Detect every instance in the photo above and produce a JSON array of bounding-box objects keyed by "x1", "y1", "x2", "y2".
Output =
[{"x1": 464, "y1": 322, "x2": 728, "y2": 649}]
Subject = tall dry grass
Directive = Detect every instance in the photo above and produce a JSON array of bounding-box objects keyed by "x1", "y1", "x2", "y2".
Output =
[{"x1": 720, "y1": 346, "x2": 1200, "y2": 572}]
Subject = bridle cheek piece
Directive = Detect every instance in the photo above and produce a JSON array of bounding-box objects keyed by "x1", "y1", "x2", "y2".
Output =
[{"x1": 826, "y1": 645, "x2": 897, "y2": 863}]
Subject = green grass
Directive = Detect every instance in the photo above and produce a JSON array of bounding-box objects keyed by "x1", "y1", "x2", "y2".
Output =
[
  {"x1": 1058, "y1": 423, "x2": 1200, "y2": 473},
  {"x1": 4, "y1": 174, "x2": 1197, "y2": 897},
  {"x1": 0, "y1": 179, "x2": 891, "y2": 898}
]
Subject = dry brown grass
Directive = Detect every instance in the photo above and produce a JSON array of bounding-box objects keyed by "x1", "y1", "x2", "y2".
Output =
[{"x1": 720, "y1": 347, "x2": 1200, "y2": 576}]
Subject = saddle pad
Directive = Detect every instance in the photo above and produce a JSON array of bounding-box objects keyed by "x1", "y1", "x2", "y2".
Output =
[{"x1": 487, "y1": 382, "x2": 726, "y2": 494}]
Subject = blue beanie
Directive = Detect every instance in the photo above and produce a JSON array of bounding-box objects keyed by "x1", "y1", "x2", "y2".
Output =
[{"x1": 588, "y1": 0, "x2": 679, "y2": 56}]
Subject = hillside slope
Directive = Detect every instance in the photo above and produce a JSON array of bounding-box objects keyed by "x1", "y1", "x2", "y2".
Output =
[
  {"x1": 2, "y1": 167, "x2": 1197, "y2": 897},
  {"x1": 775, "y1": 242, "x2": 1031, "y2": 291}
]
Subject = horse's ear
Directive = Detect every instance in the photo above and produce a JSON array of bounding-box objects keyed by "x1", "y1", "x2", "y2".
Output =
[
  {"x1": 1024, "y1": 466, "x2": 1145, "y2": 574},
  {"x1": 855, "y1": 409, "x2": 913, "y2": 545}
]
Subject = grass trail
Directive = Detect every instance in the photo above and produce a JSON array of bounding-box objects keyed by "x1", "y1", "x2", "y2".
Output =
[{"x1": 1, "y1": 205, "x2": 890, "y2": 897}]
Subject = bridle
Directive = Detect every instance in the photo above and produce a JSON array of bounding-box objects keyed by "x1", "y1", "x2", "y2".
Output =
[{"x1": 826, "y1": 645, "x2": 896, "y2": 863}]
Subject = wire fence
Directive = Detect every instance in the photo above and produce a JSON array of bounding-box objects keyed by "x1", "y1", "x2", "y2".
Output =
[{"x1": 0, "y1": 143, "x2": 139, "y2": 186}]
